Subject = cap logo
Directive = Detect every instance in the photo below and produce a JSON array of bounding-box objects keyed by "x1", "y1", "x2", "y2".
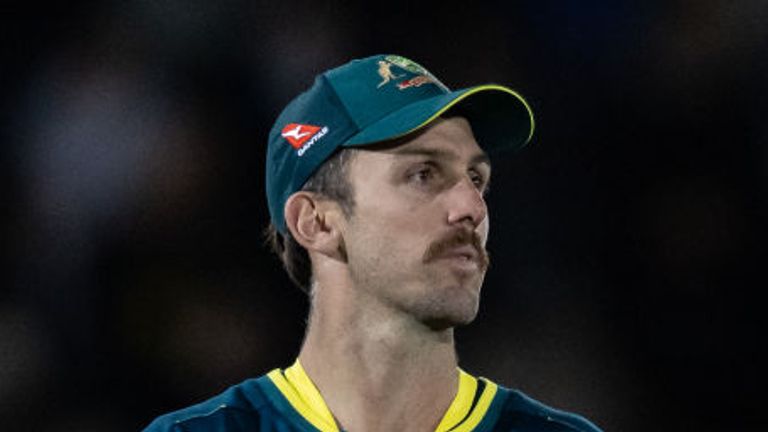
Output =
[
  {"x1": 281, "y1": 123, "x2": 329, "y2": 156},
  {"x1": 397, "y1": 75, "x2": 435, "y2": 90},
  {"x1": 377, "y1": 60, "x2": 403, "y2": 88},
  {"x1": 281, "y1": 123, "x2": 320, "y2": 148},
  {"x1": 384, "y1": 55, "x2": 430, "y2": 75},
  {"x1": 375, "y1": 55, "x2": 449, "y2": 92}
]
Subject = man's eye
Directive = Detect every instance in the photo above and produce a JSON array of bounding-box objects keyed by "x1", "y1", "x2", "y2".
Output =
[
  {"x1": 470, "y1": 173, "x2": 484, "y2": 187},
  {"x1": 470, "y1": 171, "x2": 488, "y2": 188},
  {"x1": 409, "y1": 165, "x2": 435, "y2": 183},
  {"x1": 469, "y1": 171, "x2": 491, "y2": 195},
  {"x1": 415, "y1": 169, "x2": 432, "y2": 181}
]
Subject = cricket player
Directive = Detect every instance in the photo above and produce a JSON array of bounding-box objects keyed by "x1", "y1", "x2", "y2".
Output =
[{"x1": 144, "y1": 54, "x2": 602, "y2": 431}]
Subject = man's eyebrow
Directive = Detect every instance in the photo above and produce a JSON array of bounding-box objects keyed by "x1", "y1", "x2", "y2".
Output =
[{"x1": 392, "y1": 147, "x2": 491, "y2": 167}]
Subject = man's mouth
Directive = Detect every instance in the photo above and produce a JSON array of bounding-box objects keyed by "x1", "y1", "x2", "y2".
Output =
[
  {"x1": 439, "y1": 245, "x2": 479, "y2": 262},
  {"x1": 423, "y1": 231, "x2": 489, "y2": 272}
]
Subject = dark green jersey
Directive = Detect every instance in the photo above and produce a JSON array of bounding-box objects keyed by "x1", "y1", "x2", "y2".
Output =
[{"x1": 143, "y1": 363, "x2": 601, "y2": 432}]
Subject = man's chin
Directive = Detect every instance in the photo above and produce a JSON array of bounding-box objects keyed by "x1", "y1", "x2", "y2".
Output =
[
  {"x1": 405, "y1": 274, "x2": 484, "y2": 330},
  {"x1": 422, "y1": 312, "x2": 478, "y2": 331},
  {"x1": 419, "y1": 293, "x2": 481, "y2": 330}
]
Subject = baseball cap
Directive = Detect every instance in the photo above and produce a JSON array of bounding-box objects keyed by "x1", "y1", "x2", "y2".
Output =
[{"x1": 266, "y1": 54, "x2": 535, "y2": 234}]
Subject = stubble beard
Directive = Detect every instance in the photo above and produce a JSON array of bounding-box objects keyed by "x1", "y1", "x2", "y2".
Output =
[
  {"x1": 417, "y1": 228, "x2": 490, "y2": 330},
  {"x1": 347, "y1": 232, "x2": 489, "y2": 332},
  {"x1": 414, "y1": 269, "x2": 486, "y2": 330}
]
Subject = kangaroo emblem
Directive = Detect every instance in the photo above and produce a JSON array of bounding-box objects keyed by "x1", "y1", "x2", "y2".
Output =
[{"x1": 376, "y1": 61, "x2": 403, "y2": 88}]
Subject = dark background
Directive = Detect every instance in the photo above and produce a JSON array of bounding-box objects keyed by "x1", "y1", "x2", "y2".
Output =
[{"x1": 2, "y1": 1, "x2": 766, "y2": 430}]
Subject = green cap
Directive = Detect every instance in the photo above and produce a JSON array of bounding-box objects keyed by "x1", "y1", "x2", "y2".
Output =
[{"x1": 266, "y1": 54, "x2": 535, "y2": 234}]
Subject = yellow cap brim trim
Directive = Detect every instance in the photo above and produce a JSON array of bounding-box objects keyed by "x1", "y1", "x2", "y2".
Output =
[{"x1": 398, "y1": 84, "x2": 535, "y2": 145}]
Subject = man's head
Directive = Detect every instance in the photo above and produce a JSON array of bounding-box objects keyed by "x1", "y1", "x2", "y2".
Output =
[
  {"x1": 265, "y1": 55, "x2": 534, "y2": 317},
  {"x1": 334, "y1": 116, "x2": 494, "y2": 328}
]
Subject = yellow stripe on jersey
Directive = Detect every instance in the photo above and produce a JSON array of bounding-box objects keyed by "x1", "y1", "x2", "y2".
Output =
[
  {"x1": 450, "y1": 377, "x2": 498, "y2": 432},
  {"x1": 283, "y1": 361, "x2": 339, "y2": 429},
  {"x1": 435, "y1": 369, "x2": 477, "y2": 431},
  {"x1": 268, "y1": 361, "x2": 498, "y2": 432},
  {"x1": 267, "y1": 361, "x2": 339, "y2": 432}
]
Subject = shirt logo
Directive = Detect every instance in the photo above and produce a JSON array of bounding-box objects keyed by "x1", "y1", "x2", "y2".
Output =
[{"x1": 281, "y1": 123, "x2": 329, "y2": 156}]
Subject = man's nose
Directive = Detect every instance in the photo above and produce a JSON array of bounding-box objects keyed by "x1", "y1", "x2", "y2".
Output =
[{"x1": 446, "y1": 177, "x2": 487, "y2": 228}]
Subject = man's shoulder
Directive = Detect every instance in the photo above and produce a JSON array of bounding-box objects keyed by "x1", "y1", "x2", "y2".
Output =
[
  {"x1": 142, "y1": 376, "x2": 270, "y2": 432},
  {"x1": 491, "y1": 382, "x2": 603, "y2": 432}
]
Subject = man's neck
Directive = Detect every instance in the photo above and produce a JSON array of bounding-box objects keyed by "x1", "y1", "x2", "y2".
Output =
[{"x1": 297, "y1": 282, "x2": 459, "y2": 432}]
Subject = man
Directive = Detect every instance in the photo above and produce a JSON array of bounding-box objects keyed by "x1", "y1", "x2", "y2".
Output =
[{"x1": 144, "y1": 54, "x2": 602, "y2": 431}]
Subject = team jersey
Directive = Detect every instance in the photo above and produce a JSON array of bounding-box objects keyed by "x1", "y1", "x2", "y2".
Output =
[{"x1": 143, "y1": 361, "x2": 602, "y2": 432}]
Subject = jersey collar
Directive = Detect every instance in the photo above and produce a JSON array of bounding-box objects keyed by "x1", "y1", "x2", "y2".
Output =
[{"x1": 265, "y1": 360, "x2": 499, "y2": 431}]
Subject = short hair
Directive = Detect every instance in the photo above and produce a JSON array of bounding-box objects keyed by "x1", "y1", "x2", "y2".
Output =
[{"x1": 265, "y1": 148, "x2": 357, "y2": 293}]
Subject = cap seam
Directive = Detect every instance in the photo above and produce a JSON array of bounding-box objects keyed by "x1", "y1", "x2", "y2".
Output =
[{"x1": 322, "y1": 72, "x2": 363, "y2": 130}]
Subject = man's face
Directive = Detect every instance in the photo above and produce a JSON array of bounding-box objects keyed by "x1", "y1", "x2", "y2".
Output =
[{"x1": 341, "y1": 116, "x2": 491, "y2": 330}]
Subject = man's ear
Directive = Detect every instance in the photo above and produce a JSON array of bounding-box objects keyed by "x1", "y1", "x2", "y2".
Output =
[{"x1": 283, "y1": 192, "x2": 343, "y2": 258}]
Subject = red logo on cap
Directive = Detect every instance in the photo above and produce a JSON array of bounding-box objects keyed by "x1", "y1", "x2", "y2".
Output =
[
  {"x1": 281, "y1": 123, "x2": 322, "y2": 149},
  {"x1": 397, "y1": 75, "x2": 434, "y2": 90}
]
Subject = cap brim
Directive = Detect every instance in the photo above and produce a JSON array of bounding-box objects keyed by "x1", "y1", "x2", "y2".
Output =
[{"x1": 342, "y1": 84, "x2": 535, "y2": 153}]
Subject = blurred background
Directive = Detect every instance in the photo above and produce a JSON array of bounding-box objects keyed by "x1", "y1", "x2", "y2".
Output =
[{"x1": 2, "y1": 1, "x2": 767, "y2": 430}]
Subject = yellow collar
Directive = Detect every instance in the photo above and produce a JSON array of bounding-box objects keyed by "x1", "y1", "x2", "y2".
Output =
[{"x1": 267, "y1": 360, "x2": 497, "y2": 432}]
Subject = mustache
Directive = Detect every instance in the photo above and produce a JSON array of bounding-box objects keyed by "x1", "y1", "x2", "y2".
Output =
[{"x1": 422, "y1": 229, "x2": 490, "y2": 271}]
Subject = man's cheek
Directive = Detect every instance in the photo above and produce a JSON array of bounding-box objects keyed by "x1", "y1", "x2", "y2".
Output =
[{"x1": 479, "y1": 216, "x2": 490, "y2": 246}]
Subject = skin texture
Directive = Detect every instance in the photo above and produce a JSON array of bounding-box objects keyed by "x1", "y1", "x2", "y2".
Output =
[{"x1": 284, "y1": 117, "x2": 491, "y2": 432}]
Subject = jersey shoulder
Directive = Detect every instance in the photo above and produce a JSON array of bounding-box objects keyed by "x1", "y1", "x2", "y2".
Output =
[
  {"x1": 142, "y1": 377, "x2": 269, "y2": 432},
  {"x1": 492, "y1": 384, "x2": 603, "y2": 432}
]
